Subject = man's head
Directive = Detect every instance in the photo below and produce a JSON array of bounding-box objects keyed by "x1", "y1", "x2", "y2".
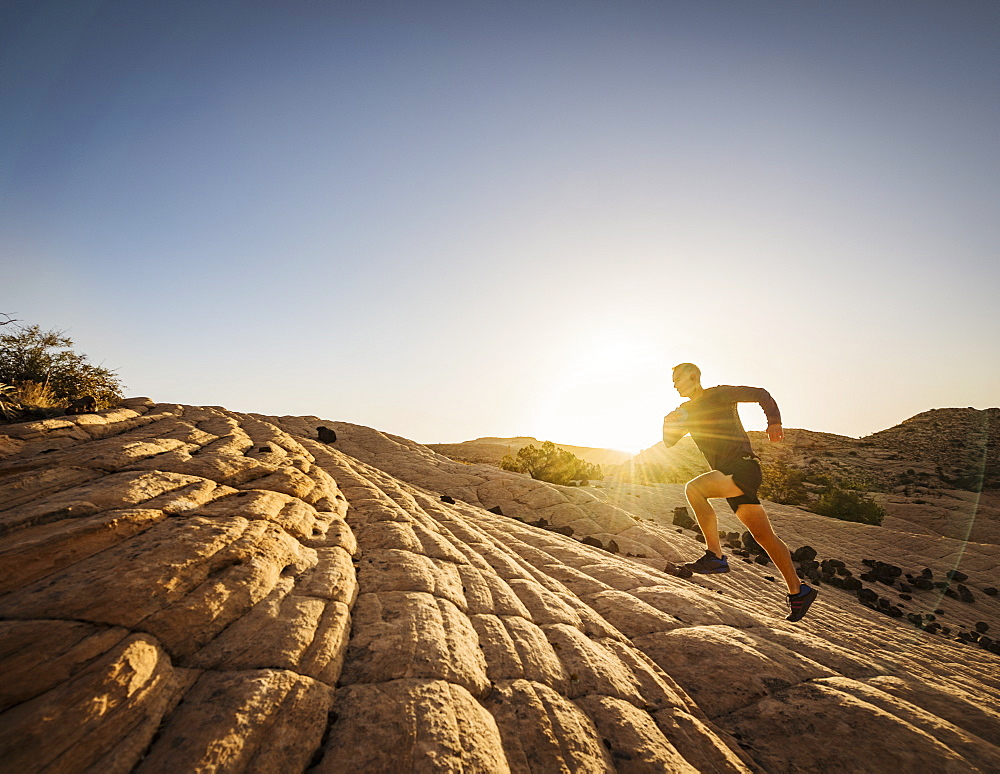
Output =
[{"x1": 672, "y1": 363, "x2": 701, "y2": 398}]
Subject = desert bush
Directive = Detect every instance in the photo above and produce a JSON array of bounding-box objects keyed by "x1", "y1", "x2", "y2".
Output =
[
  {"x1": 0, "y1": 324, "x2": 124, "y2": 409},
  {"x1": 500, "y1": 441, "x2": 602, "y2": 486},
  {"x1": 0, "y1": 383, "x2": 18, "y2": 419},
  {"x1": 759, "y1": 459, "x2": 808, "y2": 505},
  {"x1": 809, "y1": 485, "x2": 885, "y2": 526},
  {"x1": 15, "y1": 380, "x2": 65, "y2": 408}
]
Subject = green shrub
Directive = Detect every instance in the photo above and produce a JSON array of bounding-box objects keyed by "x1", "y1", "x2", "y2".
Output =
[
  {"x1": 759, "y1": 459, "x2": 808, "y2": 505},
  {"x1": 809, "y1": 485, "x2": 885, "y2": 526},
  {"x1": 500, "y1": 441, "x2": 601, "y2": 486},
  {"x1": 0, "y1": 324, "x2": 124, "y2": 409}
]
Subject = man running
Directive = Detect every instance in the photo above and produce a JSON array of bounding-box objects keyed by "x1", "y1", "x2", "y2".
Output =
[{"x1": 662, "y1": 363, "x2": 817, "y2": 622}]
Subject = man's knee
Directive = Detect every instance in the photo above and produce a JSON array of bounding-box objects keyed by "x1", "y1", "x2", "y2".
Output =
[{"x1": 685, "y1": 478, "x2": 705, "y2": 500}]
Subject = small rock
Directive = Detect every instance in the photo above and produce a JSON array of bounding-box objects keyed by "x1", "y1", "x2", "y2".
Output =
[
  {"x1": 743, "y1": 532, "x2": 764, "y2": 554},
  {"x1": 317, "y1": 426, "x2": 337, "y2": 443},
  {"x1": 65, "y1": 395, "x2": 97, "y2": 415},
  {"x1": 671, "y1": 506, "x2": 695, "y2": 530},
  {"x1": 791, "y1": 546, "x2": 817, "y2": 562},
  {"x1": 440, "y1": 495, "x2": 456, "y2": 504}
]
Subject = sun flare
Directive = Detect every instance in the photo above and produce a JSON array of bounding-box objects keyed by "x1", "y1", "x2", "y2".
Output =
[{"x1": 526, "y1": 332, "x2": 676, "y2": 455}]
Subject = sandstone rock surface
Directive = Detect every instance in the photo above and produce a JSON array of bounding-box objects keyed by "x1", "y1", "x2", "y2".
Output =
[{"x1": 1, "y1": 402, "x2": 998, "y2": 771}]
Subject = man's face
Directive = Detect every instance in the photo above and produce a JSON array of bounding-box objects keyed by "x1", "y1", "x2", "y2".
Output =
[{"x1": 672, "y1": 369, "x2": 698, "y2": 398}]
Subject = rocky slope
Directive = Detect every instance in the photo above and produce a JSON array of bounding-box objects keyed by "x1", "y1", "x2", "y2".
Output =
[{"x1": 1, "y1": 401, "x2": 999, "y2": 772}]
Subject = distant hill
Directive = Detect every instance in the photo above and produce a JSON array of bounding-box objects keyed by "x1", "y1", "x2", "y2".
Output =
[
  {"x1": 866, "y1": 408, "x2": 999, "y2": 490},
  {"x1": 434, "y1": 408, "x2": 1000, "y2": 492},
  {"x1": 742, "y1": 407, "x2": 1000, "y2": 493},
  {"x1": 426, "y1": 437, "x2": 633, "y2": 468}
]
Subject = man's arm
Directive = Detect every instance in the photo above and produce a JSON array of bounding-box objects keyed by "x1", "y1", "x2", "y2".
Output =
[
  {"x1": 724, "y1": 385, "x2": 783, "y2": 442},
  {"x1": 662, "y1": 408, "x2": 689, "y2": 448}
]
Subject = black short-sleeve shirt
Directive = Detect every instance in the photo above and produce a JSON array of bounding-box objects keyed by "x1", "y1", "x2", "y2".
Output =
[{"x1": 663, "y1": 385, "x2": 781, "y2": 471}]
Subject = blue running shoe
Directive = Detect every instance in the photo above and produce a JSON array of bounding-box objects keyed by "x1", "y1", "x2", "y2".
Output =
[
  {"x1": 684, "y1": 550, "x2": 730, "y2": 574},
  {"x1": 786, "y1": 585, "x2": 818, "y2": 622}
]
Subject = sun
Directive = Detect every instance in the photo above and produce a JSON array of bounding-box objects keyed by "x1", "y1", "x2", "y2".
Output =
[{"x1": 526, "y1": 332, "x2": 675, "y2": 454}]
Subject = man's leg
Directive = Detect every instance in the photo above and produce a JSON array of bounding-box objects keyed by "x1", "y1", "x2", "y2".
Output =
[
  {"x1": 733, "y1": 504, "x2": 801, "y2": 595},
  {"x1": 684, "y1": 471, "x2": 742, "y2": 558}
]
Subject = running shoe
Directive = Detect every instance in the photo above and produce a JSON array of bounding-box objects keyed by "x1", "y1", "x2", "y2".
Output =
[
  {"x1": 786, "y1": 584, "x2": 818, "y2": 622},
  {"x1": 683, "y1": 550, "x2": 730, "y2": 574}
]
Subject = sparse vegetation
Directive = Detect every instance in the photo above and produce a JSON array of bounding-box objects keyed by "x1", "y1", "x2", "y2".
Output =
[
  {"x1": 759, "y1": 459, "x2": 808, "y2": 505},
  {"x1": 808, "y1": 483, "x2": 885, "y2": 526},
  {"x1": 500, "y1": 441, "x2": 602, "y2": 486},
  {"x1": 0, "y1": 323, "x2": 124, "y2": 418}
]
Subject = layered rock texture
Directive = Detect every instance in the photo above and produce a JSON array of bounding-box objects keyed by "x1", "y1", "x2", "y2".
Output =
[{"x1": 2, "y1": 401, "x2": 999, "y2": 772}]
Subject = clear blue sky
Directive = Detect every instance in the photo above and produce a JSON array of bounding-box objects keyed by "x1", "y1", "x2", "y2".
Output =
[{"x1": 3, "y1": 0, "x2": 998, "y2": 452}]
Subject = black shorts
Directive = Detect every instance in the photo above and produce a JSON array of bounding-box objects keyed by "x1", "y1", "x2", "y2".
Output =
[{"x1": 717, "y1": 455, "x2": 762, "y2": 512}]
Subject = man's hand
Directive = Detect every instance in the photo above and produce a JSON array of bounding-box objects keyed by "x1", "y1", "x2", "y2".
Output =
[
  {"x1": 766, "y1": 423, "x2": 783, "y2": 442},
  {"x1": 664, "y1": 408, "x2": 689, "y2": 427},
  {"x1": 662, "y1": 408, "x2": 689, "y2": 447}
]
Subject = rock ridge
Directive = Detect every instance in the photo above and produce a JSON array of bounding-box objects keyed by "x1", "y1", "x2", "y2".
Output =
[{"x1": 1, "y1": 402, "x2": 998, "y2": 772}]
